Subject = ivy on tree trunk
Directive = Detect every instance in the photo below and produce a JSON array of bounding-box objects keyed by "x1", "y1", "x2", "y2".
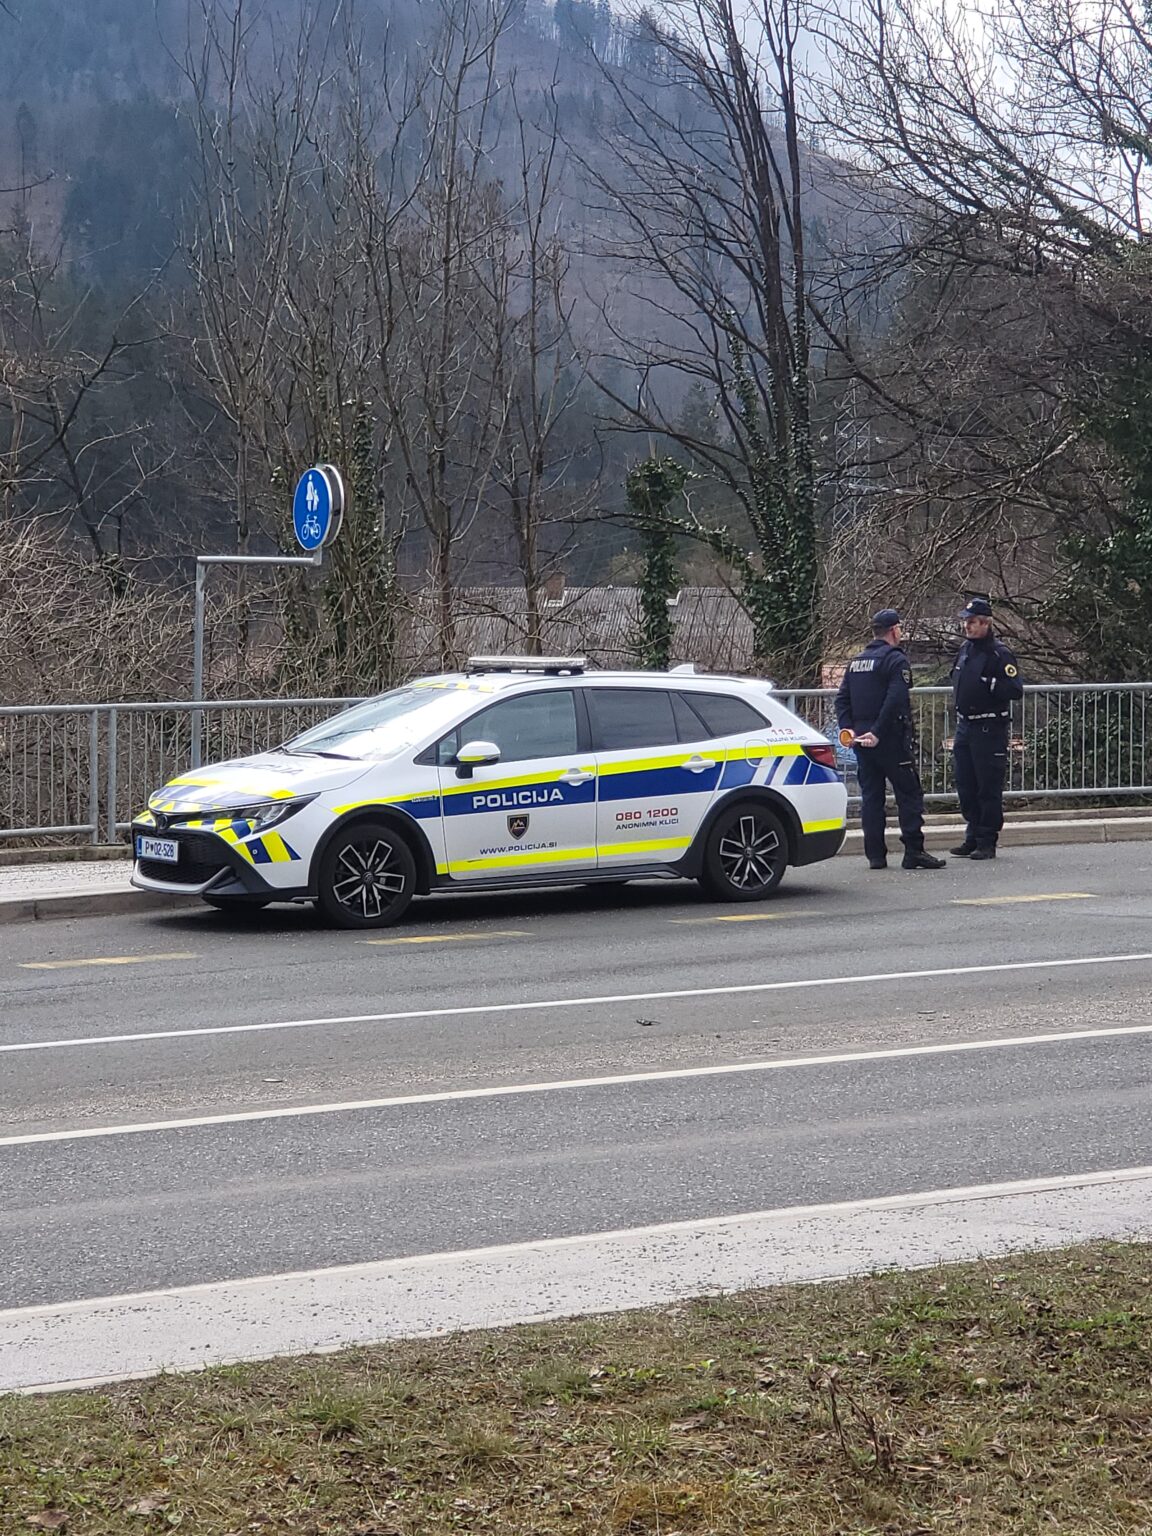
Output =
[{"x1": 626, "y1": 457, "x2": 687, "y2": 669}]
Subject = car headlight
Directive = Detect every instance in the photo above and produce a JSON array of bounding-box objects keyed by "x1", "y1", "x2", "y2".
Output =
[{"x1": 186, "y1": 797, "x2": 316, "y2": 834}]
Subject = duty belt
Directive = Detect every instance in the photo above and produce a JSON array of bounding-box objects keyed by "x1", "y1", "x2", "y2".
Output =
[{"x1": 958, "y1": 711, "x2": 1009, "y2": 721}]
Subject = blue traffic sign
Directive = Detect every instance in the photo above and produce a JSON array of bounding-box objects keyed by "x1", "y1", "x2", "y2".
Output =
[{"x1": 292, "y1": 464, "x2": 345, "y2": 552}]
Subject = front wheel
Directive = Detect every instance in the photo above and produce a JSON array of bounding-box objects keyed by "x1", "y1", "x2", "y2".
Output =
[
  {"x1": 699, "y1": 803, "x2": 788, "y2": 901},
  {"x1": 315, "y1": 821, "x2": 416, "y2": 929}
]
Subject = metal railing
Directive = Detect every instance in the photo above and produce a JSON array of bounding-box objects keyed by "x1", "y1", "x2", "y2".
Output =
[
  {"x1": 3, "y1": 684, "x2": 1152, "y2": 844},
  {"x1": 0, "y1": 698, "x2": 364, "y2": 843},
  {"x1": 778, "y1": 683, "x2": 1152, "y2": 804}
]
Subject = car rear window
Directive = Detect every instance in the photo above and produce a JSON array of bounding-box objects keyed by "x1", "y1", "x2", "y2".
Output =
[{"x1": 682, "y1": 692, "x2": 768, "y2": 736}]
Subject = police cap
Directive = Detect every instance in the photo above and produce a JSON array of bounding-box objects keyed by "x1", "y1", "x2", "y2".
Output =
[
  {"x1": 871, "y1": 607, "x2": 902, "y2": 632},
  {"x1": 960, "y1": 596, "x2": 993, "y2": 619}
]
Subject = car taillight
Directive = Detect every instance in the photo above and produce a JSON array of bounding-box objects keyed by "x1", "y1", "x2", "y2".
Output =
[{"x1": 804, "y1": 743, "x2": 838, "y2": 769}]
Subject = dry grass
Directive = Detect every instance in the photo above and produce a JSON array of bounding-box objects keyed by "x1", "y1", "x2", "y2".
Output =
[{"x1": 4, "y1": 1241, "x2": 1152, "y2": 1533}]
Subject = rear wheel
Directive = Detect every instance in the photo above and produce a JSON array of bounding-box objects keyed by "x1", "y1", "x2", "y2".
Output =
[
  {"x1": 315, "y1": 821, "x2": 416, "y2": 929},
  {"x1": 699, "y1": 803, "x2": 788, "y2": 901}
]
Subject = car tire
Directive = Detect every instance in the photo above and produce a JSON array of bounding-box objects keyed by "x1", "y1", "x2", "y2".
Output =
[
  {"x1": 203, "y1": 895, "x2": 270, "y2": 913},
  {"x1": 699, "y1": 802, "x2": 788, "y2": 901},
  {"x1": 315, "y1": 820, "x2": 416, "y2": 929}
]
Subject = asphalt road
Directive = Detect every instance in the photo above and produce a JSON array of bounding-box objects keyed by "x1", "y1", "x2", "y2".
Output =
[{"x1": 4, "y1": 841, "x2": 1152, "y2": 1309}]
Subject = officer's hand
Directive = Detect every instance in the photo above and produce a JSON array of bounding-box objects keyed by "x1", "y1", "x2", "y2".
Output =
[{"x1": 855, "y1": 731, "x2": 878, "y2": 748}]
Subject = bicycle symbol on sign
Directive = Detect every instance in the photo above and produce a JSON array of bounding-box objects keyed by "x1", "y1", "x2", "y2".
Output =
[{"x1": 300, "y1": 473, "x2": 324, "y2": 541}]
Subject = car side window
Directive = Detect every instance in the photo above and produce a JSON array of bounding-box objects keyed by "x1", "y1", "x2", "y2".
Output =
[
  {"x1": 440, "y1": 689, "x2": 579, "y2": 765},
  {"x1": 685, "y1": 692, "x2": 769, "y2": 736},
  {"x1": 672, "y1": 692, "x2": 711, "y2": 743},
  {"x1": 587, "y1": 688, "x2": 678, "y2": 751}
]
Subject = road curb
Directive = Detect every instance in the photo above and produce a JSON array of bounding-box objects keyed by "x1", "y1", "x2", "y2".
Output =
[
  {"x1": 1, "y1": 816, "x2": 1148, "y2": 923},
  {"x1": 839, "y1": 816, "x2": 1152, "y2": 856},
  {"x1": 0, "y1": 889, "x2": 199, "y2": 925}
]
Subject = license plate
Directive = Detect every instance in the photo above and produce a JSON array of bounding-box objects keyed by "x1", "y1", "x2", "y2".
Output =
[{"x1": 136, "y1": 835, "x2": 179, "y2": 864}]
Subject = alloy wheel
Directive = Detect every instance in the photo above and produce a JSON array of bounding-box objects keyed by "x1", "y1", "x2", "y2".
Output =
[
  {"x1": 331, "y1": 837, "x2": 409, "y2": 921},
  {"x1": 716, "y1": 812, "x2": 782, "y2": 890}
]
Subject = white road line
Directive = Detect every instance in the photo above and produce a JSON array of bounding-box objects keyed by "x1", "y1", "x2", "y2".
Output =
[
  {"x1": 2, "y1": 948, "x2": 1151, "y2": 1058},
  {"x1": 6, "y1": 1014, "x2": 1152, "y2": 1150},
  {"x1": 5, "y1": 1162, "x2": 1152, "y2": 1323}
]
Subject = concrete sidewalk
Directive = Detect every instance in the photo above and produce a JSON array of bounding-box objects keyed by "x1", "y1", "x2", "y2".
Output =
[
  {"x1": 1, "y1": 812, "x2": 1151, "y2": 923},
  {"x1": 0, "y1": 856, "x2": 196, "y2": 924}
]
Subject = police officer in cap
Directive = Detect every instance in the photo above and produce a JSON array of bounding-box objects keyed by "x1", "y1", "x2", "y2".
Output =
[
  {"x1": 950, "y1": 596, "x2": 1023, "y2": 860},
  {"x1": 835, "y1": 609, "x2": 945, "y2": 871}
]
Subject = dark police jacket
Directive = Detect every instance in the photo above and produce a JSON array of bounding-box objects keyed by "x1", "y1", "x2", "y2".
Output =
[
  {"x1": 951, "y1": 632, "x2": 1023, "y2": 722},
  {"x1": 835, "y1": 639, "x2": 915, "y2": 748}
]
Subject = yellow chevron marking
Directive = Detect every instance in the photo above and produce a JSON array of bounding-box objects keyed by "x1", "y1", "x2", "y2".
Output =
[{"x1": 261, "y1": 831, "x2": 296, "y2": 863}]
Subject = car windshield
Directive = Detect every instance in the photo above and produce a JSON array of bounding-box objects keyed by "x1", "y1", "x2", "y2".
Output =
[{"x1": 283, "y1": 684, "x2": 476, "y2": 760}]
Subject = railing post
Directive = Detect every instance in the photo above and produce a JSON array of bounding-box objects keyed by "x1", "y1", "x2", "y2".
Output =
[
  {"x1": 105, "y1": 706, "x2": 119, "y2": 844},
  {"x1": 88, "y1": 708, "x2": 100, "y2": 846},
  {"x1": 192, "y1": 563, "x2": 207, "y2": 770}
]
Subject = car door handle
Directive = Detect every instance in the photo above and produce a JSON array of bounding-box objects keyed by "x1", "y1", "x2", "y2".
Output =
[
  {"x1": 685, "y1": 756, "x2": 717, "y2": 772},
  {"x1": 560, "y1": 767, "x2": 596, "y2": 784}
]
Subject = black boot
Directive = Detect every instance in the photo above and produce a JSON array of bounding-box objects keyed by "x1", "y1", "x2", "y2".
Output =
[
  {"x1": 969, "y1": 846, "x2": 997, "y2": 861},
  {"x1": 902, "y1": 851, "x2": 946, "y2": 870},
  {"x1": 868, "y1": 858, "x2": 888, "y2": 870},
  {"x1": 950, "y1": 842, "x2": 976, "y2": 857}
]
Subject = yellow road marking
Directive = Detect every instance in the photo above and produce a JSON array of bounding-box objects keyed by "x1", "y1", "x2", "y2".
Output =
[
  {"x1": 951, "y1": 893, "x2": 1095, "y2": 907},
  {"x1": 20, "y1": 951, "x2": 199, "y2": 971},
  {"x1": 671, "y1": 911, "x2": 817, "y2": 924},
  {"x1": 361, "y1": 930, "x2": 531, "y2": 947}
]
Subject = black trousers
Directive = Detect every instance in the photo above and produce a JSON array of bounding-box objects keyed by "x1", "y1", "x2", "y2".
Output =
[
  {"x1": 854, "y1": 741, "x2": 925, "y2": 863},
  {"x1": 952, "y1": 719, "x2": 1009, "y2": 848}
]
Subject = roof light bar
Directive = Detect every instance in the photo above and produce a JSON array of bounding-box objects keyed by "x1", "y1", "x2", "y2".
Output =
[{"x1": 465, "y1": 654, "x2": 587, "y2": 675}]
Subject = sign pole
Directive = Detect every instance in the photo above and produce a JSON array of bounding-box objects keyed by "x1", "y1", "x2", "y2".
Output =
[
  {"x1": 189, "y1": 466, "x2": 346, "y2": 769},
  {"x1": 189, "y1": 552, "x2": 322, "y2": 768}
]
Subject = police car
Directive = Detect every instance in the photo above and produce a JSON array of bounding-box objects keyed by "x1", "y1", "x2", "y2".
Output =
[{"x1": 131, "y1": 657, "x2": 847, "y2": 928}]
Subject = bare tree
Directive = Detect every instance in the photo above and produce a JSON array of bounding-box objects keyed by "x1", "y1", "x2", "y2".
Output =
[
  {"x1": 0, "y1": 228, "x2": 172, "y2": 574},
  {"x1": 181, "y1": 0, "x2": 344, "y2": 558},
  {"x1": 481, "y1": 82, "x2": 592, "y2": 653},
  {"x1": 587, "y1": 0, "x2": 823, "y2": 681},
  {"x1": 353, "y1": 0, "x2": 522, "y2": 668},
  {"x1": 817, "y1": 0, "x2": 1152, "y2": 675}
]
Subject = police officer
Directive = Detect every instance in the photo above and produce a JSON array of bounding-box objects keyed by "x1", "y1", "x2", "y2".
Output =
[
  {"x1": 949, "y1": 596, "x2": 1023, "y2": 860},
  {"x1": 835, "y1": 609, "x2": 945, "y2": 871}
]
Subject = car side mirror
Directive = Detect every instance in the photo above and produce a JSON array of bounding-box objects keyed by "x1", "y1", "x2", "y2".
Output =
[{"x1": 455, "y1": 739, "x2": 501, "y2": 779}]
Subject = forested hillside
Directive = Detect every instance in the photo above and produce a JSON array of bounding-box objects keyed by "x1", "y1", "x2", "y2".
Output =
[{"x1": 1, "y1": 0, "x2": 1150, "y2": 700}]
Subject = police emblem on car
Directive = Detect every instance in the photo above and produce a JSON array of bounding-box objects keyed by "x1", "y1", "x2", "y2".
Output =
[{"x1": 129, "y1": 652, "x2": 848, "y2": 929}]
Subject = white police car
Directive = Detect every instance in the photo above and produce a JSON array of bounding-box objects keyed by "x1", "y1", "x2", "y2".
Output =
[{"x1": 131, "y1": 657, "x2": 847, "y2": 928}]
